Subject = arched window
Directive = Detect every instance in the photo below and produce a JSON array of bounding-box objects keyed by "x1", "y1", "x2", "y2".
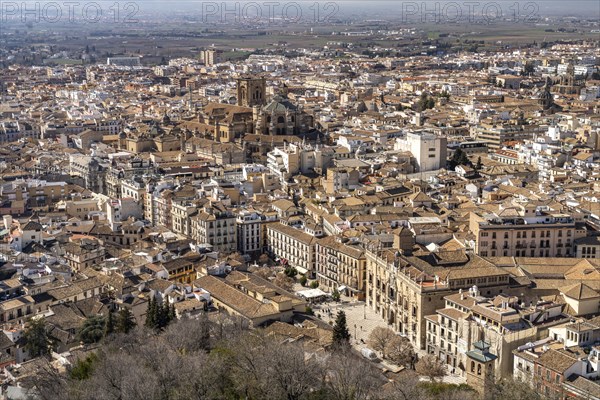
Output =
[{"x1": 277, "y1": 116, "x2": 285, "y2": 124}]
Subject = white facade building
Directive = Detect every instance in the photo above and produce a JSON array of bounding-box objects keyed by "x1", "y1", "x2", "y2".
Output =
[{"x1": 395, "y1": 131, "x2": 447, "y2": 172}]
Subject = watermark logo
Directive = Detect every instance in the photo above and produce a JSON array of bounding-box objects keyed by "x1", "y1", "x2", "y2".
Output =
[
  {"x1": 1, "y1": 1, "x2": 139, "y2": 23},
  {"x1": 0, "y1": 1, "x2": 343, "y2": 24},
  {"x1": 199, "y1": 2, "x2": 340, "y2": 23},
  {"x1": 0, "y1": 1, "x2": 541, "y2": 25},
  {"x1": 399, "y1": 1, "x2": 540, "y2": 23}
]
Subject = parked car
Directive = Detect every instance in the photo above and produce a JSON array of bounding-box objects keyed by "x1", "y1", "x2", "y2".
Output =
[{"x1": 360, "y1": 347, "x2": 378, "y2": 361}]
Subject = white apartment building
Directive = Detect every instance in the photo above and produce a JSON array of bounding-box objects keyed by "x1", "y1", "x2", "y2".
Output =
[
  {"x1": 395, "y1": 131, "x2": 447, "y2": 172},
  {"x1": 266, "y1": 143, "x2": 333, "y2": 182},
  {"x1": 236, "y1": 210, "x2": 263, "y2": 256},
  {"x1": 266, "y1": 222, "x2": 316, "y2": 276},
  {"x1": 191, "y1": 204, "x2": 237, "y2": 254},
  {"x1": 171, "y1": 202, "x2": 198, "y2": 237}
]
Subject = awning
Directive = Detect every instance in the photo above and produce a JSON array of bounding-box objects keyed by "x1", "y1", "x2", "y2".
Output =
[
  {"x1": 295, "y1": 266, "x2": 308, "y2": 274},
  {"x1": 338, "y1": 285, "x2": 347, "y2": 292},
  {"x1": 297, "y1": 288, "x2": 328, "y2": 299}
]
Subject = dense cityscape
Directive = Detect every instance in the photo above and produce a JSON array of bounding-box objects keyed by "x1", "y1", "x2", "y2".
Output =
[{"x1": 0, "y1": 1, "x2": 600, "y2": 399}]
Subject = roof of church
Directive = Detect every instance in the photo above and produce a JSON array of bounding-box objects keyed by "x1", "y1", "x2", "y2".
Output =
[{"x1": 264, "y1": 97, "x2": 298, "y2": 112}]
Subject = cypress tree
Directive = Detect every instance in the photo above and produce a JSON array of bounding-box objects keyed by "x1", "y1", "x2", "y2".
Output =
[
  {"x1": 145, "y1": 297, "x2": 156, "y2": 329},
  {"x1": 168, "y1": 303, "x2": 176, "y2": 323},
  {"x1": 157, "y1": 300, "x2": 173, "y2": 329},
  {"x1": 155, "y1": 300, "x2": 164, "y2": 329},
  {"x1": 116, "y1": 308, "x2": 136, "y2": 334},
  {"x1": 332, "y1": 310, "x2": 351, "y2": 347},
  {"x1": 458, "y1": 151, "x2": 469, "y2": 166},
  {"x1": 24, "y1": 318, "x2": 50, "y2": 358},
  {"x1": 103, "y1": 311, "x2": 115, "y2": 337}
]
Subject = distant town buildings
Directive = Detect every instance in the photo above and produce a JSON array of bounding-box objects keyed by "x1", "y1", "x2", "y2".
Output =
[
  {"x1": 0, "y1": 22, "x2": 600, "y2": 398},
  {"x1": 106, "y1": 56, "x2": 141, "y2": 67}
]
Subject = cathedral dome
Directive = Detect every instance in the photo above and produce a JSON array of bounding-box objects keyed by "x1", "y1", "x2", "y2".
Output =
[{"x1": 263, "y1": 97, "x2": 297, "y2": 113}]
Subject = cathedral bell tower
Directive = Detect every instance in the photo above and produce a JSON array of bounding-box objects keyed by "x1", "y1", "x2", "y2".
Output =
[{"x1": 237, "y1": 76, "x2": 266, "y2": 107}]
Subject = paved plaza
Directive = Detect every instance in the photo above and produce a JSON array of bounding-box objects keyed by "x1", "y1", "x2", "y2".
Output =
[
  {"x1": 309, "y1": 295, "x2": 466, "y2": 385},
  {"x1": 312, "y1": 299, "x2": 388, "y2": 346}
]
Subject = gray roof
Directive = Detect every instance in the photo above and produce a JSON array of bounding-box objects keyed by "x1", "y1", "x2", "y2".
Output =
[
  {"x1": 263, "y1": 98, "x2": 297, "y2": 112},
  {"x1": 466, "y1": 349, "x2": 498, "y2": 363},
  {"x1": 466, "y1": 341, "x2": 498, "y2": 363}
]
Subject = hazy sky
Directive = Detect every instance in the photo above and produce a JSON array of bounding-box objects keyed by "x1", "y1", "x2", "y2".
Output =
[
  {"x1": 337, "y1": 1, "x2": 598, "y2": 16},
  {"x1": 7, "y1": 0, "x2": 599, "y2": 25},
  {"x1": 134, "y1": 0, "x2": 599, "y2": 18}
]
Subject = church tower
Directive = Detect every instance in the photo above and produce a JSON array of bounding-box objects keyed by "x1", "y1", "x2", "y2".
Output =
[
  {"x1": 237, "y1": 76, "x2": 266, "y2": 107},
  {"x1": 538, "y1": 77, "x2": 554, "y2": 110},
  {"x1": 466, "y1": 341, "x2": 497, "y2": 399}
]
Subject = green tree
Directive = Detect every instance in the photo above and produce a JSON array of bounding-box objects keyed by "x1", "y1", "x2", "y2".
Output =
[
  {"x1": 23, "y1": 318, "x2": 50, "y2": 358},
  {"x1": 145, "y1": 297, "x2": 156, "y2": 329},
  {"x1": 310, "y1": 280, "x2": 319, "y2": 289},
  {"x1": 332, "y1": 311, "x2": 351, "y2": 347},
  {"x1": 299, "y1": 275, "x2": 308, "y2": 286},
  {"x1": 168, "y1": 304, "x2": 176, "y2": 323},
  {"x1": 416, "y1": 92, "x2": 429, "y2": 111},
  {"x1": 331, "y1": 289, "x2": 341, "y2": 302},
  {"x1": 476, "y1": 156, "x2": 483, "y2": 170},
  {"x1": 150, "y1": 300, "x2": 174, "y2": 331},
  {"x1": 116, "y1": 308, "x2": 136, "y2": 334},
  {"x1": 69, "y1": 352, "x2": 98, "y2": 380},
  {"x1": 451, "y1": 148, "x2": 470, "y2": 168},
  {"x1": 460, "y1": 153, "x2": 470, "y2": 166},
  {"x1": 78, "y1": 315, "x2": 106, "y2": 344},
  {"x1": 155, "y1": 300, "x2": 166, "y2": 329},
  {"x1": 103, "y1": 311, "x2": 115, "y2": 338}
]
